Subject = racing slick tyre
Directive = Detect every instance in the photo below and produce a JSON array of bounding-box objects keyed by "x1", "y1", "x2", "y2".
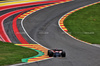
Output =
[
  {"x1": 48, "y1": 50, "x2": 53, "y2": 57},
  {"x1": 61, "y1": 51, "x2": 66, "y2": 57}
]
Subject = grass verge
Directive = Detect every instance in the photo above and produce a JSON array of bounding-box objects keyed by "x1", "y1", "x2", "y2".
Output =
[
  {"x1": 64, "y1": 3, "x2": 100, "y2": 44},
  {"x1": 0, "y1": 41, "x2": 38, "y2": 66}
]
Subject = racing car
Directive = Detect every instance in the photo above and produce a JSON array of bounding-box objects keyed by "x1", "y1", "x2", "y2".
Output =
[{"x1": 48, "y1": 49, "x2": 66, "y2": 57}]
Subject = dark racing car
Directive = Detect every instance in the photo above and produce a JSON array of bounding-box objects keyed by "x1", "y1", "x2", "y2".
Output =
[{"x1": 48, "y1": 49, "x2": 66, "y2": 57}]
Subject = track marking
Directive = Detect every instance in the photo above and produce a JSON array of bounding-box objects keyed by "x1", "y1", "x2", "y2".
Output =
[
  {"x1": 18, "y1": 0, "x2": 72, "y2": 64},
  {"x1": 8, "y1": 3, "x2": 60, "y2": 63},
  {"x1": 1, "y1": 0, "x2": 71, "y2": 65},
  {"x1": 3, "y1": 0, "x2": 99, "y2": 66},
  {"x1": 21, "y1": 0, "x2": 72, "y2": 49},
  {"x1": 0, "y1": 15, "x2": 12, "y2": 42},
  {"x1": 13, "y1": 12, "x2": 29, "y2": 44},
  {"x1": 0, "y1": 5, "x2": 40, "y2": 42}
]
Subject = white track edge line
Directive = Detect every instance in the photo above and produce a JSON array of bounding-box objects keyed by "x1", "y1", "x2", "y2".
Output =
[
  {"x1": 9, "y1": 1, "x2": 73, "y2": 66},
  {"x1": 21, "y1": 0, "x2": 73, "y2": 49}
]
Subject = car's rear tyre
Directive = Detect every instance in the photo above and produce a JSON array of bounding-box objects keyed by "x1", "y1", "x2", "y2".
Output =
[
  {"x1": 48, "y1": 50, "x2": 53, "y2": 57},
  {"x1": 61, "y1": 51, "x2": 66, "y2": 57}
]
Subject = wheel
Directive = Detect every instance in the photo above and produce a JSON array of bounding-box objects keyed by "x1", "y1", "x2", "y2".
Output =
[
  {"x1": 61, "y1": 51, "x2": 66, "y2": 57},
  {"x1": 48, "y1": 50, "x2": 53, "y2": 57}
]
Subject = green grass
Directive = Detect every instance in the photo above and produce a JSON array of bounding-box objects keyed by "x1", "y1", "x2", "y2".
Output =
[
  {"x1": 64, "y1": 3, "x2": 100, "y2": 44},
  {"x1": 0, "y1": 41, "x2": 38, "y2": 66}
]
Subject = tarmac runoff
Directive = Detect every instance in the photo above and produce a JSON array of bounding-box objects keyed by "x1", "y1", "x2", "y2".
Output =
[
  {"x1": 1, "y1": 5, "x2": 51, "y2": 63},
  {"x1": 1, "y1": 0, "x2": 100, "y2": 65},
  {"x1": 1, "y1": 0, "x2": 71, "y2": 64},
  {"x1": 16, "y1": 0, "x2": 71, "y2": 63}
]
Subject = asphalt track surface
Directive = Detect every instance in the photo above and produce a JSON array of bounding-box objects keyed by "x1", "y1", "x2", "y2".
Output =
[
  {"x1": 1, "y1": 0, "x2": 100, "y2": 66},
  {"x1": 22, "y1": 0, "x2": 100, "y2": 66}
]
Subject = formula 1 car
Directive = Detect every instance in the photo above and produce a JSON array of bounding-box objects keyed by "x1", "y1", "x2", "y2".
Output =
[{"x1": 48, "y1": 49, "x2": 66, "y2": 57}]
